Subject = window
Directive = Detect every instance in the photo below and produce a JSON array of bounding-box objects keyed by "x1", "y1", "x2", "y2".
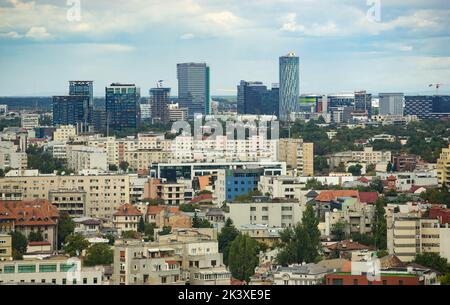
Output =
[
  {"x1": 52, "y1": 279, "x2": 56, "y2": 284},
  {"x1": 39, "y1": 264, "x2": 57, "y2": 273},
  {"x1": 60, "y1": 263, "x2": 76, "y2": 272},
  {"x1": 18, "y1": 265, "x2": 36, "y2": 273},
  {"x1": 399, "y1": 280, "x2": 404, "y2": 285},
  {"x1": 62, "y1": 279, "x2": 67, "y2": 285},
  {"x1": 3, "y1": 265, "x2": 15, "y2": 273},
  {"x1": 250, "y1": 207, "x2": 256, "y2": 211},
  {"x1": 83, "y1": 278, "x2": 87, "y2": 284}
]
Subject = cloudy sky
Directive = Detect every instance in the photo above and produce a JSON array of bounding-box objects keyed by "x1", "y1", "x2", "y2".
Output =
[{"x1": 0, "y1": 0, "x2": 449, "y2": 96}]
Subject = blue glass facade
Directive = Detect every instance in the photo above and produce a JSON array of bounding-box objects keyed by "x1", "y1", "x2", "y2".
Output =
[
  {"x1": 52, "y1": 95, "x2": 90, "y2": 126},
  {"x1": 279, "y1": 53, "x2": 299, "y2": 121},
  {"x1": 105, "y1": 83, "x2": 140, "y2": 131},
  {"x1": 225, "y1": 169, "x2": 264, "y2": 202}
]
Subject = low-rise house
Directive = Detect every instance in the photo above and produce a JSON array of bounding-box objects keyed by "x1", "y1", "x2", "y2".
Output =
[
  {"x1": 73, "y1": 217, "x2": 102, "y2": 236},
  {"x1": 146, "y1": 205, "x2": 192, "y2": 229},
  {"x1": 113, "y1": 204, "x2": 143, "y2": 234},
  {"x1": 273, "y1": 263, "x2": 328, "y2": 285},
  {"x1": 323, "y1": 240, "x2": 375, "y2": 259},
  {"x1": 239, "y1": 224, "x2": 283, "y2": 247},
  {"x1": 0, "y1": 200, "x2": 59, "y2": 251}
]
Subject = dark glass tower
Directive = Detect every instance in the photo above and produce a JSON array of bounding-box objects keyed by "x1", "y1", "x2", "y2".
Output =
[
  {"x1": 150, "y1": 86, "x2": 171, "y2": 124},
  {"x1": 105, "y1": 83, "x2": 140, "y2": 131},
  {"x1": 237, "y1": 80, "x2": 267, "y2": 115}
]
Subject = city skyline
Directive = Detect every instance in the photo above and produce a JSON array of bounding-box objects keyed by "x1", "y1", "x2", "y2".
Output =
[{"x1": 0, "y1": 0, "x2": 450, "y2": 96}]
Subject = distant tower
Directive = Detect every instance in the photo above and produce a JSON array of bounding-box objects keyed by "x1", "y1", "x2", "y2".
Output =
[
  {"x1": 279, "y1": 52, "x2": 299, "y2": 122},
  {"x1": 177, "y1": 63, "x2": 210, "y2": 118}
]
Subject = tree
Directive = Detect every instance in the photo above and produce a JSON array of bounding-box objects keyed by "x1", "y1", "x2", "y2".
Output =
[
  {"x1": 218, "y1": 218, "x2": 239, "y2": 266},
  {"x1": 420, "y1": 186, "x2": 450, "y2": 207},
  {"x1": 228, "y1": 234, "x2": 259, "y2": 282},
  {"x1": 386, "y1": 161, "x2": 393, "y2": 172},
  {"x1": 233, "y1": 190, "x2": 263, "y2": 202},
  {"x1": 347, "y1": 164, "x2": 362, "y2": 176},
  {"x1": 28, "y1": 230, "x2": 44, "y2": 242},
  {"x1": 58, "y1": 213, "x2": 75, "y2": 249},
  {"x1": 10, "y1": 231, "x2": 28, "y2": 260},
  {"x1": 440, "y1": 273, "x2": 450, "y2": 285},
  {"x1": 138, "y1": 217, "x2": 145, "y2": 233},
  {"x1": 331, "y1": 221, "x2": 347, "y2": 241},
  {"x1": 276, "y1": 205, "x2": 321, "y2": 265},
  {"x1": 119, "y1": 161, "x2": 129, "y2": 172},
  {"x1": 180, "y1": 203, "x2": 198, "y2": 212},
  {"x1": 159, "y1": 226, "x2": 172, "y2": 236},
  {"x1": 84, "y1": 244, "x2": 113, "y2": 267},
  {"x1": 336, "y1": 162, "x2": 346, "y2": 173},
  {"x1": 414, "y1": 253, "x2": 449, "y2": 274},
  {"x1": 373, "y1": 198, "x2": 387, "y2": 250},
  {"x1": 108, "y1": 164, "x2": 118, "y2": 171},
  {"x1": 369, "y1": 177, "x2": 384, "y2": 194},
  {"x1": 105, "y1": 233, "x2": 115, "y2": 245},
  {"x1": 64, "y1": 234, "x2": 89, "y2": 257},
  {"x1": 121, "y1": 230, "x2": 139, "y2": 239},
  {"x1": 144, "y1": 223, "x2": 156, "y2": 240}
]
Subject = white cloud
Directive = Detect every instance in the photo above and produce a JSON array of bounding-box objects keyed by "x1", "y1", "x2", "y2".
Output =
[
  {"x1": 0, "y1": 31, "x2": 22, "y2": 39},
  {"x1": 180, "y1": 33, "x2": 195, "y2": 40},
  {"x1": 25, "y1": 26, "x2": 51, "y2": 40}
]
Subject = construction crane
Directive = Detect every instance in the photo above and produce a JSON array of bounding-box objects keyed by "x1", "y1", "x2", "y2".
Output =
[{"x1": 428, "y1": 83, "x2": 444, "y2": 95}]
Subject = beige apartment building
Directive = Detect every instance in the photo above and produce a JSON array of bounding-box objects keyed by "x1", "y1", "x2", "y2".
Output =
[
  {"x1": 49, "y1": 190, "x2": 87, "y2": 217},
  {"x1": 113, "y1": 204, "x2": 143, "y2": 234},
  {"x1": 437, "y1": 144, "x2": 450, "y2": 188},
  {"x1": 53, "y1": 125, "x2": 76, "y2": 142},
  {"x1": 0, "y1": 174, "x2": 130, "y2": 220},
  {"x1": 387, "y1": 213, "x2": 450, "y2": 262},
  {"x1": 278, "y1": 138, "x2": 314, "y2": 176},
  {"x1": 145, "y1": 178, "x2": 185, "y2": 205},
  {"x1": 0, "y1": 234, "x2": 12, "y2": 261},
  {"x1": 113, "y1": 229, "x2": 230, "y2": 285},
  {"x1": 123, "y1": 149, "x2": 170, "y2": 172}
]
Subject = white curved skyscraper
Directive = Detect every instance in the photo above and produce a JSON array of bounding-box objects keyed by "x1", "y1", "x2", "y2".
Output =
[{"x1": 279, "y1": 52, "x2": 299, "y2": 122}]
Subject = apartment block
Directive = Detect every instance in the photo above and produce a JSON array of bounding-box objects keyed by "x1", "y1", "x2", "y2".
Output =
[
  {"x1": 49, "y1": 190, "x2": 87, "y2": 217},
  {"x1": 113, "y1": 204, "x2": 143, "y2": 234},
  {"x1": 21, "y1": 113, "x2": 40, "y2": 129},
  {"x1": 227, "y1": 197, "x2": 304, "y2": 228},
  {"x1": 437, "y1": 144, "x2": 450, "y2": 188},
  {"x1": 145, "y1": 178, "x2": 185, "y2": 205},
  {"x1": 0, "y1": 234, "x2": 12, "y2": 261},
  {"x1": 66, "y1": 145, "x2": 108, "y2": 173},
  {"x1": 53, "y1": 125, "x2": 77, "y2": 142},
  {"x1": 278, "y1": 138, "x2": 314, "y2": 176},
  {"x1": 0, "y1": 173, "x2": 130, "y2": 220},
  {"x1": 387, "y1": 213, "x2": 450, "y2": 262}
]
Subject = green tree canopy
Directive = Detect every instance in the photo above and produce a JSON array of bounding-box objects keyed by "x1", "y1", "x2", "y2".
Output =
[
  {"x1": 414, "y1": 253, "x2": 450, "y2": 274},
  {"x1": 64, "y1": 233, "x2": 89, "y2": 257},
  {"x1": 10, "y1": 231, "x2": 28, "y2": 260},
  {"x1": 228, "y1": 234, "x2": 259, "y2": 282},
  {"x1": 28, "y1": 230, "x2": 44, "y2": 242},
  {"x1": 84, "y1": 243, "x2": 114, "y2": 267},
  {"x1": 218, "y1": 218, "x2": 240, "y2": 266},
  {"x1": 373, "y1": 198, "x2": 387, "y2": 250},
  {"x1": 58, "y1": 213, "x2": 75, "y2": 250}
]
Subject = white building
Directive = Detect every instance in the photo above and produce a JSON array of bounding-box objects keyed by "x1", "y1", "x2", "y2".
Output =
[
  {"x1": 273, "y1": 263, "x2": 328, "y2": 285},
  {"x1": 21, "y1": 113, "x2": 40, "y2": 129},
  {"x1": 67, "y1": 146, "x2": 108, "y2": 173}
]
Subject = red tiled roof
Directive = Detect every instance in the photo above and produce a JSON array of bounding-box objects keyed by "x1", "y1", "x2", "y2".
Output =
[
  {"x1": 190, "y1": 194, "x2": 213, "y2": 204},
  {"x1": 0, "y1": 200, "x2": 59, "y2": 226},
  {"x1": 28, "y1": 241, "x2": 51, "y2": 246},
  {"x1": 357, "y1": 177, "x2": 370, "y2": 183},
  {"x1": 359, "y1": 192, "x2": 379, "y2": 204},
  {"x1": 113, "y1": 204, "x2": 142, "y2": 217},
  {"x1": 147, "y1": 205, "x2": 165, "y2": 215},
  {"x1": 387, "y1": 175, "x2": 397, "y2": 181},
  {"x1": 325, "y1": 240, "x2": 374, "y2": 251},
  {"x1": 315, "y1": 190, "x2": 359, "y2": 202},
  {"x1": 230, "y1": 278, "x2": 245, "y2": 285}
]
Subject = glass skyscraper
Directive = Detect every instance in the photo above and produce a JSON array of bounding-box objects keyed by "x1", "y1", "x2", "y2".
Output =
[
  {"x1": 279, "y1": 52, "x2": 299, "y2": 121},
  {"x1": 379, "y1": 93, "x2": 404, "y2": 116},
  {"x1": 105, "y1": 83, "x2": 140, "y2": 131},
  {"x1": 177, "y1": 63, "x2": 210, "y2": 118},
  {"x1": 150, "y1": 87, "x2": 171, "y2": 124},
  {"x1": 354, "y1": 90, "x2": 373, "y2": 117},
  {"x1": 237, "y1": 80, "x2": 267, "y2": 115},
  {"x1": 52, "y1": 81, "x2": 92, "y2": 126}
]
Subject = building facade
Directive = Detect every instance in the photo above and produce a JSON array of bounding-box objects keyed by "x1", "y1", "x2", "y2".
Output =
[
  {"x1": 279, "y1": 52, "x2": 299, "y2": 121},
  {"x1": 105, "y1": 83, "x2": 140, "y2": 131},
  {"x1": 177, "y1": 63, "x2": 210, "y2": 117}
]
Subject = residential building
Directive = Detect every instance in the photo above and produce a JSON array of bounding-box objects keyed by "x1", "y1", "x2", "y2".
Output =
[
  {"x1": 145, "y1": 178, "x2": 185, "y2": 206},
  {"x1": 49, "y1": 190, "x2": 87, "y2": 218},
  {"x1": 278, "y1": 138, "x2": 314, "y2": 176},
  {"x1": 227, "y1": 197, "x2": 304, "y2": 228},
  {"x1": 146, "y1": 205, "x2": 191, "y2": 229},
  {"x1": 387, "y1": 212, "x2": 450, "y2": 262},
  {"x1": 0, "y1": 234, "x2": 12, "y2": 261},
  {"x1": 215, "y1": 168, "x2": 264, "y2": 203},
  {"x1": 21, "y1": 113, "x2": 40, "y2": 129},
  {"x1": 273, "y1": 263, "x2": 327, "y2": 285},
  {"x1": 0, "y1": 200, "x2": 59, "y2": 251},
  {"x1": 0, "y1": 141, "x2": 27, "y2": 170},
  {"x1": 113, "y1": 204, "x2": 143, "y2": 234},
  {"x1": 437, "y1": 144, "x2": 450, "y2": 188},
  {"x1": 177, "y1": 63, "x2": 210, "y2": 117},
  {"x1": 279, "y1": 52, "x2": 299, "y2": 121},
  {"x1": 379, "y1": 93, "x2": 404, "y2": 116},
  {"x1": 105, "y1": 83, "x2": 140, "y2": 131},
  {"x1": 239, "y1": 224, "x2": 283, "y2": 247},
  {"x1": 66, "y1": 146, "x2": 108, "y2": 173},
  {"x1": 53, "y1": 125, "x2": 77, "y2": 142},
  {"x1": 0, "y1": 173, "x2": 130, "y2": 220}
]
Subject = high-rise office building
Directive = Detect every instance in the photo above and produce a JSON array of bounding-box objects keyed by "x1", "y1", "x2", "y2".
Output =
[
  {"x1": 150, "y1": 86, "x2": 171, "y2": 124},
  {"x1": 379, "y1": 93, "x2": 404, "y2": 116},
  {"x1": 237, "y1": 81, "x2": 268, "y2": 115},
  {"x1": 279, "y1": 52, "x2": 299, "y2": 121},
  {"x1": 405, "y1": 95, "x2": 450, "y2": 119},
  {"x1": 52, "y1": 81, "x2": 93, "y2": 127},
  {"x1": 262, "y1": 84, "x2": 280, "y2": 117},
  {"x1": 354, "y1": 91, "x2": 372, "y2": 117},
  {"x1": 177, "y1": 63, "x2": 210, "y2": 118},
  {"x1": 52, "y1": 95, "x2": 90, "y2": 126},
  {"x1": 105, "y1": 83, "x2": 140, "y2": 131}
]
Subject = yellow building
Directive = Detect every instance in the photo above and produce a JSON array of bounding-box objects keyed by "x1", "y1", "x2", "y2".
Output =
[
  {"x1": 0, "y1": 234, "x2": 12, "y2": 261},
  {"x1": 0, "y1": 174, "x2": 130, "y2": 220},
  {"x1": 278, "y1": 138, "x2": 314, "y2": 176},
  {"x1": 53, "y1": 125, "x2": 77, "y2": 142},
  {"x1": 437, "y1": 144, "x2": 450, "y2": 188}
]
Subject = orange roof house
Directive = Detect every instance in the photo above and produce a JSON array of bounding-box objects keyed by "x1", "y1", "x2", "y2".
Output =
[{"x1": 315, "y1": 190, "x2": 360, "y2": 203}]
